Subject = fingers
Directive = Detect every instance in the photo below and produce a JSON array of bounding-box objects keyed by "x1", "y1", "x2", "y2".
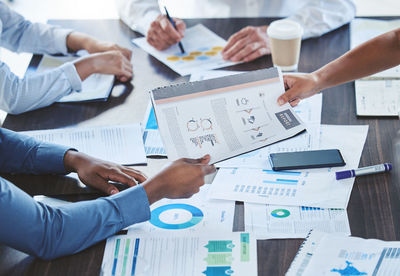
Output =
[
  {"x1": 182, "y1": 154, "x2": 211, "y2": 165},
  {"x1": 121, "y1": 167, "x2": 147, "y2": 183},
  {"x1": 222, "y1": 26, "x2": 269, "y2": 62},
  {"x1": 289, "y1": 98, "x2": 301, "y2": 107},
  {"x1": 87, "y1": 174, "x2": 120, "y2": 195},
  {"x1": 222, "y1": 28, "x2": 249, "y2": 56},
  {"x1": 103, "y1": 167, "x2": 138, "y2": 188},
  {"x1": 174, "y1": 18, "x2": 186, "y2": 36},
  {"x1": 202, "y1": 164, "x2": 216, "y2": 175},
  {"x1": 147, "y1": 15, "x2": 183, "y2": 50}
]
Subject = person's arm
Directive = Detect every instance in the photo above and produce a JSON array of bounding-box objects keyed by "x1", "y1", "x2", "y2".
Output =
[
  {"x1": 287, "y1": 0, "x2": 356, "y2": 39},
  {"x1": 277, "y1": 29, "x2": 400, "y2": 106},
  {"x1": 116, "y1": 0, "x2": 161, "y2": 35}
]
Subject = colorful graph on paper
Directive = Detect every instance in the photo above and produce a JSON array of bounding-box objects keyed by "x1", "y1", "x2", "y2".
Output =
[{"x1": 132, "y1": 24, "x2": 239, "y2": 76}]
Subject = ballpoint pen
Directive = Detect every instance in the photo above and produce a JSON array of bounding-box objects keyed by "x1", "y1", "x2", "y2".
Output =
[{"x1": 164, "y1": 6, "x2": 185, "y2": 54}]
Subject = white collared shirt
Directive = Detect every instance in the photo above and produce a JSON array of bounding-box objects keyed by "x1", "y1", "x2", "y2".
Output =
[{"x1": 116, "y1": 0, "x2": 356, "y2": 39}]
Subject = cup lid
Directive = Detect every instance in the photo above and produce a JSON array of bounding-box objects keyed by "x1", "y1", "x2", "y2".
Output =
[{"x1": 267, "y1": 19, "x2": 303, "y2": 40}]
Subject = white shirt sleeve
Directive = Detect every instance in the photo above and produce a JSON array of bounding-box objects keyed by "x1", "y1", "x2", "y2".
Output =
[
  {"x1": 286, "y1": 0, "x2": 356, "y2": 39},
  {"x1": 0, "y1": 2, "x2": 72, "y2": 54},
  {"x1": 0, "y1": 61, "x2": 82, "y2": 114},
  {"x1": 116, "y1": 0, "x2": 161, "y2": 35}
]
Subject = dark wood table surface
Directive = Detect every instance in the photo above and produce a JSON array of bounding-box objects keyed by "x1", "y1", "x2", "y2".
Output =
[{"x1": 1, "y1": 17, "x2": 400, "y2": 276}]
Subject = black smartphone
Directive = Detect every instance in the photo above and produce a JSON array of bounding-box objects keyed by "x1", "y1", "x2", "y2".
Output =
[{"x1": 269, "y1": 149, "x2": 346, "y2": 171}]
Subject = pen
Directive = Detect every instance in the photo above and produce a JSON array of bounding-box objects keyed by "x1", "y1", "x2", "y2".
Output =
[
  {"x1": 164, "y1": 6, "x2": 185, "y2": 54},
  {"x1": 335, "y1": 163, "x2": 392, "y2": 180}
]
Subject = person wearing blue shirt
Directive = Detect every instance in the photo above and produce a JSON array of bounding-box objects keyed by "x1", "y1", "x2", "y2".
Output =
[
  {"x1": 0, "y1": 127, "x2": 215, "y2": 260},
  {"x1": 0, "y1": 2, "x2": 133, "y2": 114}
]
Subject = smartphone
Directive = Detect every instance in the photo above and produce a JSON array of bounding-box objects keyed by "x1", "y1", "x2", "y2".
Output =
[{"x1": 269, "y1": 149, "x2": 346, "y2": 171}]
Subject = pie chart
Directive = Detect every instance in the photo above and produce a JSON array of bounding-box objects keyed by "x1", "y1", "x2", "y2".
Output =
[
  {"x1": 150, "y1": 203, "x2": 204, "y2": 229},
  {"x1": 271, "y1": 209, "x2": 291, "y2": 218}
]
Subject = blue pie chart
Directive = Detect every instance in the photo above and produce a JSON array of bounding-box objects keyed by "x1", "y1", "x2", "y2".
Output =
[{"x1": 150, "y1": 203, "x2": 204, "y2": 229}]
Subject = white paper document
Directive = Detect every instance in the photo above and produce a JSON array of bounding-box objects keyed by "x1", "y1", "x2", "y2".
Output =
[
  {"x1": 132, "y1": 24, "x2": 238, "y2": 76},
  {"x1": 245, "y1": 203, "x2": 350, "y2": 239},
  {"x1": 351, "y1": 18, "x2": 400, "y2": 116},
  {"x1": 216, "y1": 94, "x2": 322, "y2": 169},
  {"x1": 37, "y1": 55, "x2": 114, "y2": 102},
  {"x1": 126, "y1": 185, "x2": 234, "y2": 235},
  {"x1": 286, "y1": 230, "x2": 400, "y2": 276},
  {"x1": 101, "y1": 232, "x2": 257, "y2": 276},
  {"x1": 355, "y1": 80, "x2": 400, "y2": 116},
  {"x1": 21, "y1": 124, "x2": 147, "y2": 165},
  {"x1": 142, "y1": 102, "x2": 167, "y2": 157},
  {"x1": 151, "y1": 68, "x2": 306, "y2": 164},
  {"x1": 190, "y1": 70, "x2": 244, "y2": 82},
  {"x1": 209, "y1": 125, "x2": 369, "y2": 208}
]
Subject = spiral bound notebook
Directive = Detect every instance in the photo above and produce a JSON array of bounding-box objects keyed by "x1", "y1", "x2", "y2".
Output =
[{"x1": 150, "y1": 67, "x2": 306, "y2": 164}]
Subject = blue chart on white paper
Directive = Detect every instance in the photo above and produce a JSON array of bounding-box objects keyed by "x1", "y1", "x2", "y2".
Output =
[{"x1": 150, "y1": 203, "x2": 204, "y2": 230}]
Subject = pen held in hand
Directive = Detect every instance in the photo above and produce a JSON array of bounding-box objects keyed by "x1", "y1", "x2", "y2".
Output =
[
  {"x1": 164, "y1": 6, "x2": 185, "y2": 54},
  {"x1": 335, "y1": 163, "x2": 392, "y2": 180}
]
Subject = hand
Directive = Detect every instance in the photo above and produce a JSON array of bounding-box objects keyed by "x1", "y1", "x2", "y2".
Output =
[
  {"x1": 74, "y1": 50, "x2": 133, "y2": 82},
  {"x1": 277, "y1": 74, "x2": 321, "y2": 107},
  {"x1": 67, "y1": 32, "x2": 132, "y2": 60},
  {"x1": 147, "y1": 15, "x2": 186, "y2": 50},
  {"x1": 64, "y1": 150, "x2": 147, "y2": 195},
  {"x1": 142, "y1": 155, "x2": 216, "y2": 204},
  {"x1": 222, "y1": 26, "x2": 270, "y2": 62}
]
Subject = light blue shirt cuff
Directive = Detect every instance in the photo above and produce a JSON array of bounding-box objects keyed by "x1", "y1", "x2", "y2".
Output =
[
  {"x1": 52, "y1": 28, "x2": 74, "y2": 54},
  {"x1": 110, "y1": 185, "x2": 151, "y2": 228},
  {"x1": 60, "y1": 62, "x2": 82, "y2": 92}
]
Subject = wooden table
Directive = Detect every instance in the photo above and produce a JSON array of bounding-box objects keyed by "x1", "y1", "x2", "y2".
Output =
[{"x1": 1, "y1": 17, "x2": 399, "y2": 276}]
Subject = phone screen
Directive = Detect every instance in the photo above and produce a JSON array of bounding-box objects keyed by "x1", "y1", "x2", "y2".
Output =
[{"x1": 269, "y1": 149, "x2": 346, "y2": 171}]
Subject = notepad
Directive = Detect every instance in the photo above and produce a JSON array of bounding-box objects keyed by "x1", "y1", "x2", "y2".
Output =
[
  {"x1": 151, "y1": 67, "x2": 306, "y2": 164},
  {"x1": 20, "y1": 124, "x2": 147, "y2": 165},
  {"x1": 132, "y1": 24, "x2": 238, "y2": 76},
  {"x1": 351, "y1": 19, "x2": 400, "y2": 116},
  {"x1": 36, "y1": 54, "x2": 114, "y2": 103}
]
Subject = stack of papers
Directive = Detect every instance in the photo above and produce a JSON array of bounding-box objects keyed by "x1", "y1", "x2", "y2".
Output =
[
  {"x1": 351, "y1": 18, "x2": 400, "y2": 116},
  {"x1": 21, "y1": 124, "x2": 147, "y2": 165},
  {"x1": 37, "y1": 54, "x2": 114, "y2": 103},
  {"x1": 286, "y1": 230, "x2": 400, "y2": 275}
]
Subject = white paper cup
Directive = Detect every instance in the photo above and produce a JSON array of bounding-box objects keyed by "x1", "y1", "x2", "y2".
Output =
[{"x1": 267, "y1": 19, "x2": 303, "y2": 71}]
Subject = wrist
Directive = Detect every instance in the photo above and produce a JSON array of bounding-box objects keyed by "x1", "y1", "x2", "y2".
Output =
[
  {"x1": 311, "y1": 70, "x2": 325, "y2": 92},
  {"x1": 142, "y1": 178, "x2": 164, "y2": 205},
  {"x1": 63, "y1": 150, "x2": 80, "y2": 172},
  {"x1": 74, "y1": 55, "x2": 97, "y2": 80}
]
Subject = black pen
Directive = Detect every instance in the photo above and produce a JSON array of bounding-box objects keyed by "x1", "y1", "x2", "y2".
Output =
[{"x1": 164, "y1": 6, "x2": 185, "y2": 54}]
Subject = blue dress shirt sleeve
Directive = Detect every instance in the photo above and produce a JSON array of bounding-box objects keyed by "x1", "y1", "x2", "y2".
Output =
[
  {"x1": 0, "y1": 128, "x2": 151, "y2": 259},
  {"x1": 0, "y1": 177, "x2": 150, "y2": 260}
]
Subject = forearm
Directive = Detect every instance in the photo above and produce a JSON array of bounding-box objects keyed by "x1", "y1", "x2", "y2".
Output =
[
  {"x1": 313, "y1": 29, "x2": 400, "y2": 90},
  {"x1": 0, "y1": 62, "x2": 81, "y2": 114},
  {"x1": 0, "y1": 177, "x2": 150, "y2": 260},
  {"x1": 66, "y1": 32, "x2": 100, "y2": 53},
  {"x1": 0, "y1": 128, "x2": 70, "y2": 174}
]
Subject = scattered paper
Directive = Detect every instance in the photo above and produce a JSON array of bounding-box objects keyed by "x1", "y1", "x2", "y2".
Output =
[
  {"x1": 286, "y1": 230, "x2": 400, "y2": 276},
  {"x1": 351, "y1": 18, "x2": 400, "y2": 116},
  {"x1": 132, "y1": 24, "x2": 238, "y2": 76},
  {"x1": 101, "y1": 232, "x2": 257, "y2": 276},
  {"x1": 126, "y1": 185, "x2": 234, "y2": 235},
  {"x1": 20, "y1": 124, "x2": 147, "y2": 165},
  {"x1": 245, "y1": 203, "x2": 350, "y2": 239},
  {"x1": 209, "y1": 125, "x2": 369, "y2": 208}
]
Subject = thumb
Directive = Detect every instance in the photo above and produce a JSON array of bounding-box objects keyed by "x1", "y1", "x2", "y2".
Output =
[
  {"x1": 201, "y1": 164, "x2": 216, "y2": 175},
  {"x1": 277, "y1": 87, "x2": 298, "y2": 106}
]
